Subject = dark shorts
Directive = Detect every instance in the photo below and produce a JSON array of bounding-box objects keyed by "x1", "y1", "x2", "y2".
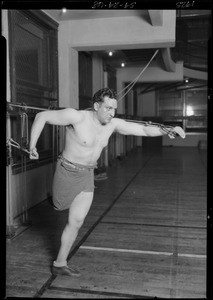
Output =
[{"x1": 52, "y1": 156, "x2": 95, "y2": 211}]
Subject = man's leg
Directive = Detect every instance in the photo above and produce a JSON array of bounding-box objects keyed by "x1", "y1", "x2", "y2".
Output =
[{"x1": 52, "y1": 191, "x2": 94, "y2": 276}]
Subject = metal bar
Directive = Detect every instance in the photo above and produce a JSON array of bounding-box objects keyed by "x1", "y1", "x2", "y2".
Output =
[
  {"x1": 7, "y1": 102, "x2": 50, "y2": 111},
  {"x1": 176, "y1": 84, "x2": 207, "y2": 91},
  {"x1": 12, "y1": 91, "x2": 58, "y2": 101},
  {"x1": 139, "y1": 81, "x2": 183, "y2": 95}
]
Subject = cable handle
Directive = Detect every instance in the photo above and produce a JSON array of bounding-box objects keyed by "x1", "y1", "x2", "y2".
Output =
[
  {"x1": 125, "y1": 119, "x2": 185, "y2": 138},
  {"x1": 145, "y1": 122, "x2": 186, "y2": 139},
  {"x1": 7, "y1": 138, "x2": 31, "y2": 154}
]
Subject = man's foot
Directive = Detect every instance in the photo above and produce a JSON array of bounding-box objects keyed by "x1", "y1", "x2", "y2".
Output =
[{"x1": 52, "y1": 265, "x2": 81, "y2": 277}]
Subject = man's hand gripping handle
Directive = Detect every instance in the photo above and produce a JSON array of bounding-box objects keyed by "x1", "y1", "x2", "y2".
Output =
[{"x1": 29, "y1": 148, "x2": 39, "y2": 160}]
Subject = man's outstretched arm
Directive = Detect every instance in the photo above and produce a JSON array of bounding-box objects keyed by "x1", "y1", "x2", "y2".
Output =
[{"x1": 112, "y1": 118, "x2": 185, "y2": 139}]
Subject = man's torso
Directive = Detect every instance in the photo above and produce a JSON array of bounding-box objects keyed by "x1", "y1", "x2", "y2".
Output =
[{"x1": 62, "y1": 111, "x2": 115, "y2": 165}]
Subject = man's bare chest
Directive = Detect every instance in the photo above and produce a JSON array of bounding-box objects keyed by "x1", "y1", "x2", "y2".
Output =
[{"x1": 66, "y1": 122, "x2": 113, "y2": 148}]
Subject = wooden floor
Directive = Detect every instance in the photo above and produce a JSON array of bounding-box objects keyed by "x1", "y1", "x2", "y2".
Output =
[{"x1": 6, "y1": 147, "x2": 207, "y2": 298}]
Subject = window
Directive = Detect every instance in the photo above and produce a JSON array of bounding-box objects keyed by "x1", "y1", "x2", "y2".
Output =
[
  {"x1": 158, "y1": 90, "x2": 183, "y2": 118},
  {"x1": 157, "y1": 88, "x2": 207, "y2": 133},
  {"x1": 185, "y1": 89, "x2": 207, "y2": 132},
  {"x1": 8, "y1": 10, "x2": 58, "y2": 173}
]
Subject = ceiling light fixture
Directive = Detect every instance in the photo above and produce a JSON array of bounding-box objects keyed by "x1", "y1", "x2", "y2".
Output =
[{"x1": 62, "y1": 8, "x2": 67, "y2": 13}]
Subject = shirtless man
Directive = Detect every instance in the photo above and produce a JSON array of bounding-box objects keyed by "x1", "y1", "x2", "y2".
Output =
[{"x1": 29, "y1": 88, "x2": 185, "y2": 276}]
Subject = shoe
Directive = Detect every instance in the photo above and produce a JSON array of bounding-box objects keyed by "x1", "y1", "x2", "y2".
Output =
[{"x1": 52, "y1": 265, "x2": 81, "y2": 277}]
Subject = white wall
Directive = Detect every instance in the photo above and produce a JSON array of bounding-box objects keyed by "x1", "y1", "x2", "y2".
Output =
[
  {"x1": 58, "y1": 47, "x2": 79, "y2": 109},
  {"x1": 60, "y1": 11, "x2": 176, "y2": 51}
]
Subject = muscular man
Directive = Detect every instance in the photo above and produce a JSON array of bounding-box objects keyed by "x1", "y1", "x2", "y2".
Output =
[{"x1": 29, "y1": 88, "x2": 185, "y2": 276}]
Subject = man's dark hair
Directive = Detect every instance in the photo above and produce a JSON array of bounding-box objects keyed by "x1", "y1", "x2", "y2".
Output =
[{"x1": 92, "y1": 88, "x2": 117, "y2": 104}]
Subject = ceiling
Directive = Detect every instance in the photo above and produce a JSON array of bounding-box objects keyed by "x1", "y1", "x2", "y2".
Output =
[
  {"x1": 44, "y1": 9, "x2": 211, "y2": 93},
  {"x1": 44, "y1": 9, "x2": 149, "y2": 22},
  {"x1": 102, "y1": 10, "x2": 211, "y2": 69}
]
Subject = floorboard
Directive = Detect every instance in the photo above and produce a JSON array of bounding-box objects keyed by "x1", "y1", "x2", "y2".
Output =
[{"x1": 6, "y1": 147, "x2": 207, "y2": 298}]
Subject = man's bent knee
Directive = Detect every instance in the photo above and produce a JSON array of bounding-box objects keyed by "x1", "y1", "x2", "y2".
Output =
[
  {"x1": 68, "y1": 192, "x2": 94, "y2": 225},
  {"x1": 69, "y1": 216, "x2": 84, "y2": 230}
]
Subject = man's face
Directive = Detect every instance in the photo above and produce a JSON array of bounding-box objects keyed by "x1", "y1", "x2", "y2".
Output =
[{"x1": 95, "y1": 96, "x2": 117, "y2": 125}]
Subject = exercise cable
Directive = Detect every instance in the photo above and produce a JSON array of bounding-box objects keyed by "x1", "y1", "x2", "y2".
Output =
[{"x1": 117, "y1": 49, "x2": 159, "y2": 102}]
